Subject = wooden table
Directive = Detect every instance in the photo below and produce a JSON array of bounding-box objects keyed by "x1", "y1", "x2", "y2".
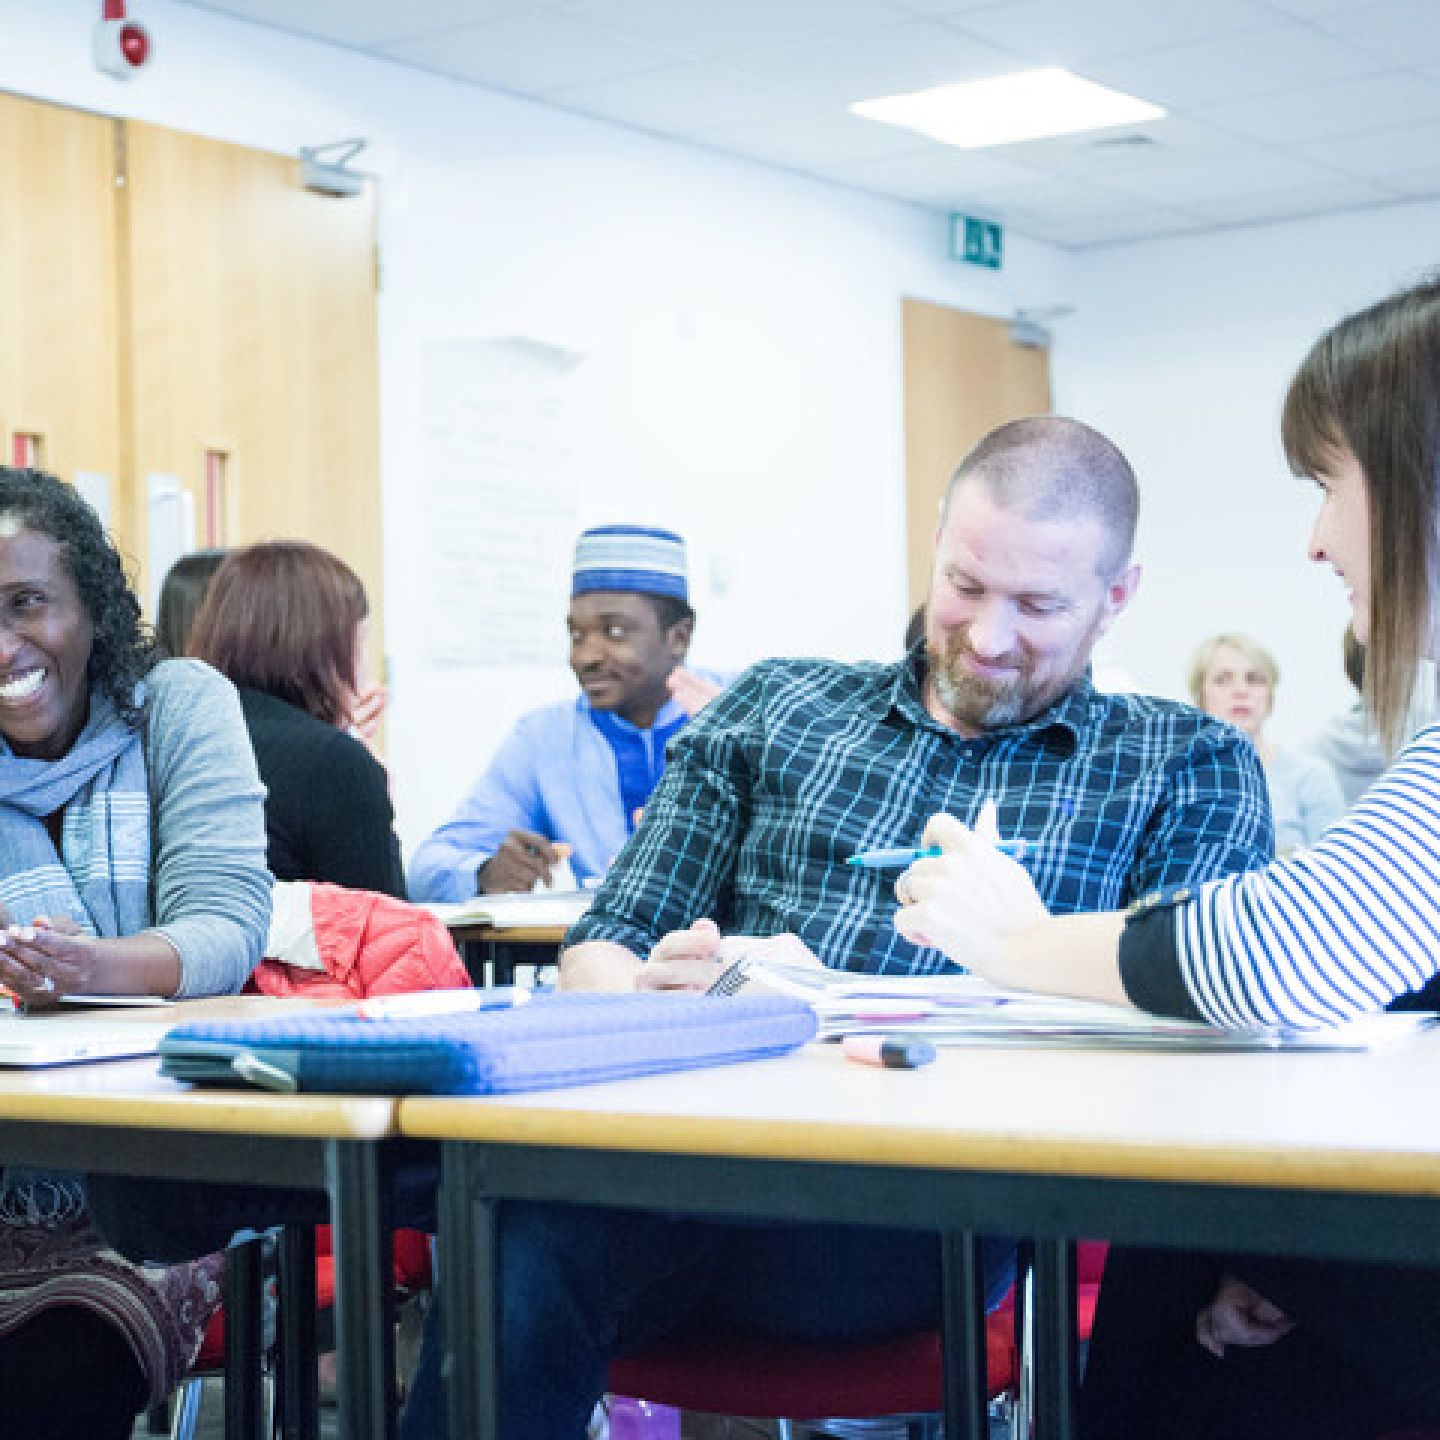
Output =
[
  {"x1": 400, "y1": 1030, "x2": 1440, "y2": 1440},
  {"x1": 0, "y1": 997, "x2": 403, "y2": 1440}
]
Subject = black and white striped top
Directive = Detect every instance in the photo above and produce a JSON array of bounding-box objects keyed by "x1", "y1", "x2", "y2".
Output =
[{"x1": 1121, "y1": 724, "x2": 1440, "y2": 1029}]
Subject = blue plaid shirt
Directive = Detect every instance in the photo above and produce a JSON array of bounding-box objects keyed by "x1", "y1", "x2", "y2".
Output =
[{"x1": 569, "y1": 653, "x2": 1274, "y2": 974}]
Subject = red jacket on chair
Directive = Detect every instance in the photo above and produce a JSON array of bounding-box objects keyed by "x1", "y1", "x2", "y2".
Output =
[
  {"x1": 247, "y1": 882, "x2": 472, "y2": 1000},
  {"x1": 237, "y1": 881, "x2": 464, "y2": 1321}
]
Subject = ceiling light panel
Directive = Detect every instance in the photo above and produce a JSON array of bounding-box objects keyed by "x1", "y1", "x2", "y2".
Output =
[{"x1": 851, "y1": 68, "x2": 1164, "y2": 149}]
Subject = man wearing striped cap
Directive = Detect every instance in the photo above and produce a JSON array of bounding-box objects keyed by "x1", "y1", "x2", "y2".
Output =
[{"x1": 410, "y1": 524, "x2": 722, "y2": 899}]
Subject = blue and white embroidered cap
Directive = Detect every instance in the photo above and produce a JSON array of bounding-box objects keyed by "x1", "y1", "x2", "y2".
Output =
[{"x1": 572, "y1": 524, "x2": 688, "y2": 601}]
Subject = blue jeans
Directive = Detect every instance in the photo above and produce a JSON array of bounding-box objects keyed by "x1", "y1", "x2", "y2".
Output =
[{"x1": 400, "y1": 1202, "x2": 1015, "y2": 1440}]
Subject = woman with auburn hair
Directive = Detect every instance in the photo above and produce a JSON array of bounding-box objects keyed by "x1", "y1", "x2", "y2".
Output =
[
  {"x1": 1188, "y1": 630, "x2": 1345, "y2": 852},
  {"x1": 893, "y1": 273, "x2": 1440, "y2": 1436},
  {"x1": 188, "y1": 540, "x2": 404, "y2": 897}
]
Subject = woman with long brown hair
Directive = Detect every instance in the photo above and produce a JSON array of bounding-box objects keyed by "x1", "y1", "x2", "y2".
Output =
[{"x1": 188, "y1": 540, "x2": 404, "y2": 897}]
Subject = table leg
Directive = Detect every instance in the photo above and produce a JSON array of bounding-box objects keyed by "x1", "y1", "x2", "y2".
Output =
[
  {"x1": 327, "y1": 1140, "x2": 396, "y2": 1440},
  {"x1": 1031, "y1": 1238, "x2": 1078, "y2": 1440},
  {"x1": 439, "y1": 1140, "x2": 501, "y2": 1440},
  {"x1": 223, "y1": 1239, "x2": 266, "y2": 1440},
  {"x1": 940, "y1": 1231, "x2": 991, "y2": 1440},
  {"x1": 459, "y1": 940, "x2": 493, "y2": 988},
  {"x1": 276, "y1": 1225, "x2": 319, "y2": 1440}
]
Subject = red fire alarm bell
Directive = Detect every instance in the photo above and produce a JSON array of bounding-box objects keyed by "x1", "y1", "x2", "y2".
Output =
[{"x1": 93, "y1": 0, "x2": 151, "y2": 79}]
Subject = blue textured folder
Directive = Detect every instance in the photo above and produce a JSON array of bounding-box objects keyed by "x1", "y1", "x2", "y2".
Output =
[{"x1": 159, "y1": 993, "x2": 818, "y2": 1095}]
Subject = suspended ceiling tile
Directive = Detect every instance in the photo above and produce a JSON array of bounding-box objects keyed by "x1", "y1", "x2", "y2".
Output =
[
  {"x1": 1311, "y1": 0, "x2": 1440, "y2": 65},
  {"x1": 1258, "y1": 0, "x2": 1386, "y2": 17},
  {"x1": 825, "y1": 144, "x2": 1051, "y2": 206},
  {"x1": 546, "y1": 0, "x2": 910, "y2": 64},
  {"x1": 1057, "y1": 208, "x2": 1212, "y2": 247},
  {"x1": 994, "y1": 115, "x2": 1245, "y2": 178},
  {"x1": 1377, "y1": 164, "x2": 1440, "y2": 199},
  {"x1": 1099, "y1": 149, "x2": 1365, "y2": 205},
  {"x1": 1295, "y1": 119, "x2": 1440, "y2": 179},
  {"x1": 1197, "y1": 68, "x2": 1440, "y2": 143},
  {"x1": 379, "y1": 9, "x2": 679, "y2": 93},
  {"x1": 945, "y1": 0, "x2": 1279, "y2": 68},
  {"x1": 543, "y1": 63, "x2": 807, "y2": 136},
  {"x1": 179, "y1": 0, "x2": 530, "y2": 49},
  {"x1": 730, "y1": 18, "x2": 1029, "y2": 104},
  {"x1": 976, "y1": 173, "x2": 1161, "y2": 227},
  {"x1": 1079, "y1": 21, "x2": 1390, "y2": 110},
  {"x1": 691, "y1": 110, "x2": 943, "y2": 170},
  {"x1": 886, "y1": 0, "x2": 1037, "y2": 16},
  {"x1": 1182, "y1": 176, "x2": 1404, "y2": 226}
]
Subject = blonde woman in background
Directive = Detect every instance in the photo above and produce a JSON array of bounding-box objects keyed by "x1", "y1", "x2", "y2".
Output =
[{"x1": 1189, "y1": 632, "x2": 1344, "y2": 851}]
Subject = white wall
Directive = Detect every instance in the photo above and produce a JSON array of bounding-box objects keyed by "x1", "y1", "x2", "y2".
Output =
[
  {"x1": 18, "y1": 2, "x2": 1424, "y2": 835},
  {"x1": 1056, "y1": 200, "x2": 1440, "y2": 747},
  {"x1": 0, "y1": 0, "x2": 1074, "y2": 856}
]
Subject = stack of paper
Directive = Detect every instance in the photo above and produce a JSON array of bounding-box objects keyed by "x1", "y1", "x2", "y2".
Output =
[{"x1": 708, "y1": 956, "x2": 1434, "y2": 1053}]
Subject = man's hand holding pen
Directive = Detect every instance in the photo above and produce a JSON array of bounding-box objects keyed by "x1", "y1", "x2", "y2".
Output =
[
  {"x1": 477, "y1": 829, "x2": 561, "y2": 894},
  {"x1": 636, "y1": 918, "x2": 728, "y2": 992},
  {"x1": 638, "y1": 921, "x2": 823, "y2": 993}
]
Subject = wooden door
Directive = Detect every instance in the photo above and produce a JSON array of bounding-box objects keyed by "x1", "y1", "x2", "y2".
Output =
[
  {"x1": 0, "y1": 94, "x2": 122, "y2": 540},
  {"x1": 902, "y1": 298, "x2": 1052, "y2": 609},
  {"x1": 120, "y1": 121, "x2": 383, "y2": 651}
]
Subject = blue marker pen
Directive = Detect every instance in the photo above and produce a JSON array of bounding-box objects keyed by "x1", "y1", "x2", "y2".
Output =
[{"x1": 846, "y1": 839, "x2": 1028, "y2": 869}]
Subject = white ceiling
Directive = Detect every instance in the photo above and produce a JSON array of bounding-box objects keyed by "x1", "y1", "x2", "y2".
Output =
[{"x1": 173, "y1": 0, "x2": 1440, "y2": 248}]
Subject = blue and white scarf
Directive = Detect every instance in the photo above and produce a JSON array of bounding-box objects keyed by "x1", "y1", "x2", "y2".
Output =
[
  {"x1": 0, "y1": 683, "x2": 152, "y2": 1217},
  {"x1": 0, "y1": 684, "x2": 151, "y2": 939}
]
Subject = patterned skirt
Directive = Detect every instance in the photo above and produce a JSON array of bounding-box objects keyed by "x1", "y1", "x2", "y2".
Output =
[{"x1": 0, "y1": 1176, "x2": 223, "y2": 1404}]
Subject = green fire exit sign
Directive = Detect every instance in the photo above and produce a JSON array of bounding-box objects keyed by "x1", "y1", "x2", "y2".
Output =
[{"x1": 950, "y1": 214, "x2": 1003, "y2": 270}]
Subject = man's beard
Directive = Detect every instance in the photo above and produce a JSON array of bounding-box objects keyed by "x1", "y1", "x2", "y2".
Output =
[
  {"x1": 927, "y1": 609, "x2": 1105, "y2": 733},
  {"x1": 929, "y1": 640, "x2": 1029, "y2": 730}
]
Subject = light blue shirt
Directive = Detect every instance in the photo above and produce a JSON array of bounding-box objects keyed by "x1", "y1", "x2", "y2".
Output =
[
  {"x1": 1265, "y1": 744, "x2": 1346, "y2": 852},
  {"x1": 410, "y1": 689, "x2": 710, "y2": 901}
]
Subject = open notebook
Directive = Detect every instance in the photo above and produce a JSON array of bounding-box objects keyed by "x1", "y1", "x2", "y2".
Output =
[
  {"x1": 707, "y1": 955, "x2": 1436, "y2": 1053},
  {"x1": 424, "y1": 889, "x2": 592, "y2": 930}
]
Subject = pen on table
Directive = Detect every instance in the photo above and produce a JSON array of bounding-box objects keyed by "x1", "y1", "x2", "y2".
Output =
[
  {"x1": 353, "y1": 988, "x2": 530, "y2": 1020},
  {"x1": 841, "y1": 1035, "x2": 937, "y2": 1070},
  {"x1": 845, "y1": 839, "x2": 1028, "y2": 869}
]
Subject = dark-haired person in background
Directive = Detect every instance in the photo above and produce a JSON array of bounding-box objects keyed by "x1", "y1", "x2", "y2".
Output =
[
  {"x1": 0, "y1": 468, "x2": 270, "y2": 1437},
  {"x1": 1302, "y1": 623, "x2": 1439, "y2": 811},
  {"x1": 154, "y1": 547, "x2": 230, "y2": 659},
  {"x1": 410, "y1": 524, "x2": 725, "y2": 899},
  {"x1": 188, "y1": 540, "x2": 405, "y2": 898}
]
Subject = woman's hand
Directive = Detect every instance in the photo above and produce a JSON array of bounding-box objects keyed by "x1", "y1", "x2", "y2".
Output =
[
  {"x1": 1195, "y1": 1275, "x2": 1293, "y2": 1357},
  {"x1": 892, "y1": 803, "x2": 1049, "y2": 977},
  {"x1": 348, "y1": 682, "x2": 389, "y2": 742},
  {"x1": 0, "y1": 915, "x2": 94, "y2": 1007}
]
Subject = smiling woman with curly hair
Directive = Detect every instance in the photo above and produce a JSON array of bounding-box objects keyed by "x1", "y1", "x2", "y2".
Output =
[
  {"x1": 0, "y1": 467, "x2": 272, "y2": 1438},
  {"x1": 0, "y1": 467, "x2": 159, "y2": 725}
]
